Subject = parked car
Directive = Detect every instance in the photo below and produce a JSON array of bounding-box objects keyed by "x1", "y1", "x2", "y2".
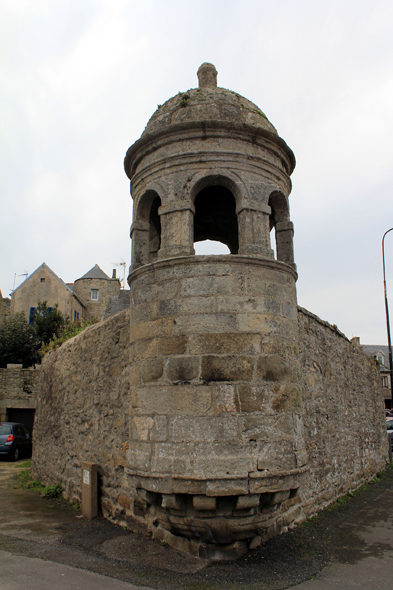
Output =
[{"x1": 0, "y1": 422, "x2": 32, "y2": 461}]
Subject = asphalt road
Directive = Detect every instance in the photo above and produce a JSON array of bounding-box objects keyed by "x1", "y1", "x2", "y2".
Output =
[{"x1": 1, "y1": 459, "x2": 393, "y2": 590}]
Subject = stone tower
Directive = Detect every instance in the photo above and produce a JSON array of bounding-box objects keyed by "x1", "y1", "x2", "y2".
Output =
[{"x1": 124, "y1": 63, "x2": 308, "y2": 559}]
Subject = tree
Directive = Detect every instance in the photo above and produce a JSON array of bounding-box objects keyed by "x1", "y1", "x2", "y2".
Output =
[
  {"x1": 30, "y1": 301, "x2": 65, "y2": 345},
  {"x1": 0, "y1": 312, "x2": 41, "y2": 368}
]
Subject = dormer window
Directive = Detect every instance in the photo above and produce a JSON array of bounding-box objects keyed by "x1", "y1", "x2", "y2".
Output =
[
  {"x1": 376, "y1": 354, "x2": 384, "y2": 365},
  {"x1": 91, "y1": 289, "x2": 99, "y2": 301}
]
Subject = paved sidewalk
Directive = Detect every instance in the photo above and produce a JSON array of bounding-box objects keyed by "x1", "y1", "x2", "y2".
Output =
[
  {"x1": 2, "y1": 459, "x2": 393, "y2": 589},
  {"x1": 0, "y1": 550, "x2": 152, "y2": 590}
]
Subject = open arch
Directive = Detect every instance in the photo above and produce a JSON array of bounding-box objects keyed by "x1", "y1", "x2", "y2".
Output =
[
  {"x1": 193, "y1": 185, "x2": 239, "y2": 254},
  {"x1": 132, "y1": 190, "x2": 162, "y2": 267},
  {"x1": 268, "y1": 191, "x2": 294, "y2": 266}
]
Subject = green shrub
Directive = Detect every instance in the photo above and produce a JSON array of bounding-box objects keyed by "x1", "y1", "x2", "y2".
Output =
[{"x1": 42, "y1": 482, "x2": 62, "y2": 498}]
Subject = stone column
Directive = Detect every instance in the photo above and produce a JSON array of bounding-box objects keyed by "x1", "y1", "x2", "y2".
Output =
[
  {"x1": 237, "y1": 203, "x2": 274, "y2": 258},
  {"x1": 275, "y1": 221, "x2": 295, "y2": 267},
  {"x1": 157, "y1": 203, "x2": 195, "y2": 259},
  {"x1": 130, "y1": 220, "x2": 150, "y2": 269}
]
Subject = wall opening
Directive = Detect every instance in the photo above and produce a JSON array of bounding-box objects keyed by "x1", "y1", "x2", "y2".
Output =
[
  {"x1": 133, "y1": 191, "x2": 162, "y2": 267},
  {"x1": 148, "y1": 196, "x2": 161, "y2": 262},
  {"x1": 268, "y1": 191, "x2": 289, "y2": 262},
  {"x1": 193, "y1": 186, "x2": 238, "y2": 254},
  {"x1": 194, "y1": 240, "x2": 231, "y2": 255}
]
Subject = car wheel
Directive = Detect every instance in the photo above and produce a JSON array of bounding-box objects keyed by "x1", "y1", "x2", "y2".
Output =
[{"x1": 12, "y1": 447, "x2": 19, "y2": 462}]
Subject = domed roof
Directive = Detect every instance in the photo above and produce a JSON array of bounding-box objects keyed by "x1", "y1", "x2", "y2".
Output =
[
  {"x1": 125, "y1": 63, "x2": 295, "y2": 177},
  {"x1": 142, "y1": 66, "x2": 277, "y2": 138}
]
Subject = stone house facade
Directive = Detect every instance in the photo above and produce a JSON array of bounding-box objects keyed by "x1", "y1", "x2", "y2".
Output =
[
  {"x1": 73, "y1": 265, "x2": 121, "y2": 320},
  {"x1": 10, "y1": 263, "x2": 85, "y2": 322}
]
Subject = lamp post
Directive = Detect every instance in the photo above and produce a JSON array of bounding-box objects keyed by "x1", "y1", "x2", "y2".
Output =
[{"x1": 382, "y1": 228, "x2": 393, "y2": 406}]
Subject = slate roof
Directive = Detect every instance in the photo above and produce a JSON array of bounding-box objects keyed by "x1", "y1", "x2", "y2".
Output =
[
  {"x1": 362, "y1": 345, "x2": 390, "y2": 368},
  {"x1": 77, "y1": 264, "x2": 111, "y2": 281}
]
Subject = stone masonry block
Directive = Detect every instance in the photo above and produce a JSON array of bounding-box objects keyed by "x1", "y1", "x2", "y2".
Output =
[
  {"x1": 135, "y1": 385, "x2": 212, "y2": 416},
  {"x1": 162, "y1": 494, "x2": 185, "y2": 510},
  {"x1": 132, "y1": 416, "x2": 167, "y2": 442},
  {"x1": 130, "y1": 317, "x2": 173, "y2": 342},
  {"x1": 127, "y1": 443, "x2": 151, "y2": 472},
  {"x1": 174, "y1": 313, "x2": 237, "y2": 334},
  {"x1": 141, "y1": 358, "x2": 164, "y2": 383},
  {"x1": 235, "y1": 385, "x2": 267, "y2": 413},
  {"x1": 271, "y1": 383, "x2": 302, "y2": 412},
  {"x1": 236, "y1": 495, "x2": 260, "y2": 509},
  {"x1": 169, "y1": 416, "x2": 239, "y2": 443},
  {"x1": 130, "y1": 339, "x2": 157, "y2": 362},
  {"x1": 188, "y1": 333, "x2": 261, "y2": 355},
  {"x1": 257, "y1": 355, "x2": 295, "y2": 382},
  {"x1": 206, "y1": 479, "x2": 249, "y2": 496},
  {"x1": 271, "y1": 490, "x2": 290, "y2": 505},
  {"x1": 193, "y1": 495, "x2": 217, "y2": 511},
  {"x1": 166, "y1": 356, "x2": 200, "y2": 382},
  {"x1": 202, "y1": 355, "x2": 254, "y2": 382},
  {"x1": 180, "y1": 275, "x2": 237, "y2": 297},
  {"x1": 156, "y1": 335, "x2": 187, "y2": 356}
]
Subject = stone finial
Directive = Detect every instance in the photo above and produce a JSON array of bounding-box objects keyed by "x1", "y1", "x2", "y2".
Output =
[{"x1": 197, "y1": 63, "x2": 218, "y2": 88}]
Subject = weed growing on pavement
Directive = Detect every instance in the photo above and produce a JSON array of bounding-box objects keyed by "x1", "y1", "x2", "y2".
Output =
[
  {"x1": 15, "y1": 469, "x2": 45, "y2": 492},
  {"x1": 42, "y1": 482, "x2": 62, "y2": 498}
]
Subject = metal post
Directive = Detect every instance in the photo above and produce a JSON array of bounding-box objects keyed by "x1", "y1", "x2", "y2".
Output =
[{"x1": 382, "y1": 228, "x2": 393, "y2": 407}]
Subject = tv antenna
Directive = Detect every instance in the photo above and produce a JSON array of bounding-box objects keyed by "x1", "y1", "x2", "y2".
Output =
[{"x1": 12, "y1": 271, "x2": 28, "y2": 291}]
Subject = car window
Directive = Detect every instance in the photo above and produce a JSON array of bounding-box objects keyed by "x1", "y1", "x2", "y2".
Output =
[
  {"x1": 0, "y1": 425, "x2": 12, "y2": 435},
  {"x1": 22, "y1": 426, "x2": 30, "y2": 437}
]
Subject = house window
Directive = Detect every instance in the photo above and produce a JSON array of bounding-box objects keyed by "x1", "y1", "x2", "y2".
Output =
[
  {"x1": 377, "y1": 355, "x2": 384, "y2": 365},
  {"x1": 74, "y1": 310, "x2": 79, "y2": 321},
  {"x1": 91, "y1": 289, "x2": 99, "y2": 301},
  {"x1": 382, "y1": 376, "x2": 389, "y2": 388},
  {"x1": 40, "y1": 278, "x2": 45, "y2": 283},
  {"x1": 29, "y1": 307, "x2": 36, "y2": 324}
]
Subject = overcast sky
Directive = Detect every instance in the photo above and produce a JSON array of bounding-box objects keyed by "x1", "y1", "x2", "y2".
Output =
[{"x1": 1, "y1": 0, "x2": 393, "y2": 344}]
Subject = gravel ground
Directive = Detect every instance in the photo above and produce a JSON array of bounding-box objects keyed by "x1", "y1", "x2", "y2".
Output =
[{"x1": 1, "y1": 460, "x2": 392, "y2": 590}]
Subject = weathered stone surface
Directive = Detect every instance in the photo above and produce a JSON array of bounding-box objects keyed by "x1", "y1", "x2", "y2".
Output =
[
  {"x1": 193, "y1": 495, "x2": 217, "y2": 511},
  {"x1": 201, "y1": 355, "x2": 254, "y2": 382},
  {"x1": 166, "y1": 356, "x2": 200, "y2": 382},
  {"x1": 31, "y1": 64, "x2": 388, "y2": 561}
]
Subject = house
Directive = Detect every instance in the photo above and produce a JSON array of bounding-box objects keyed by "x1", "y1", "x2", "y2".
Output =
[
  {"x1": 73, "y1": 264, "x2": 121, "y2": 320},
  {"x1": 10, "y1": 262, "x2": 123, "y2": 322},
  {"x1": 361, "y1": 343, "x2": 392, "y2": 408},
  {"x1": 10, "y1": 263, "x2": 85, "y2": 322},
  {"x1": 0, "y1": 290, "x2": 11, "y2": 324}
]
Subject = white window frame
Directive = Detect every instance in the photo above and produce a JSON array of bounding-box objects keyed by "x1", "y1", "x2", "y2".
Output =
[{"x1": 91, "y1": 289, "x2": 99, "y2": 301}]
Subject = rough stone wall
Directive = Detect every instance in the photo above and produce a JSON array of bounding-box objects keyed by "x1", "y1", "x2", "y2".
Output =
[
  {"x1": 103, "y1": 290, "x2": 131, "y2": 320},
  {"x1": 31, "y1": 310, "x2": 130, "y2": 505},
  {"x1": 298, "y1": 307, "x2": 388, "y2": 515},
  {"x1": 31, "y1": 305, "x2": 388, "y2": 550},
  {"x1": 0, "y1": 366, "x2": 39, "y2": 421}
]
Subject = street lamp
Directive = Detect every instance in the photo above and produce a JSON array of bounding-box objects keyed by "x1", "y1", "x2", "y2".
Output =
[{"x1": 382, "y1": 228, "x2": 393, "y2": 406}]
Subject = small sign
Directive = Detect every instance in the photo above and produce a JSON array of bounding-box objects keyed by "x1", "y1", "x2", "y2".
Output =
[{"x1": 83, "y1": 469, "x2": 90, "y2": 486}]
